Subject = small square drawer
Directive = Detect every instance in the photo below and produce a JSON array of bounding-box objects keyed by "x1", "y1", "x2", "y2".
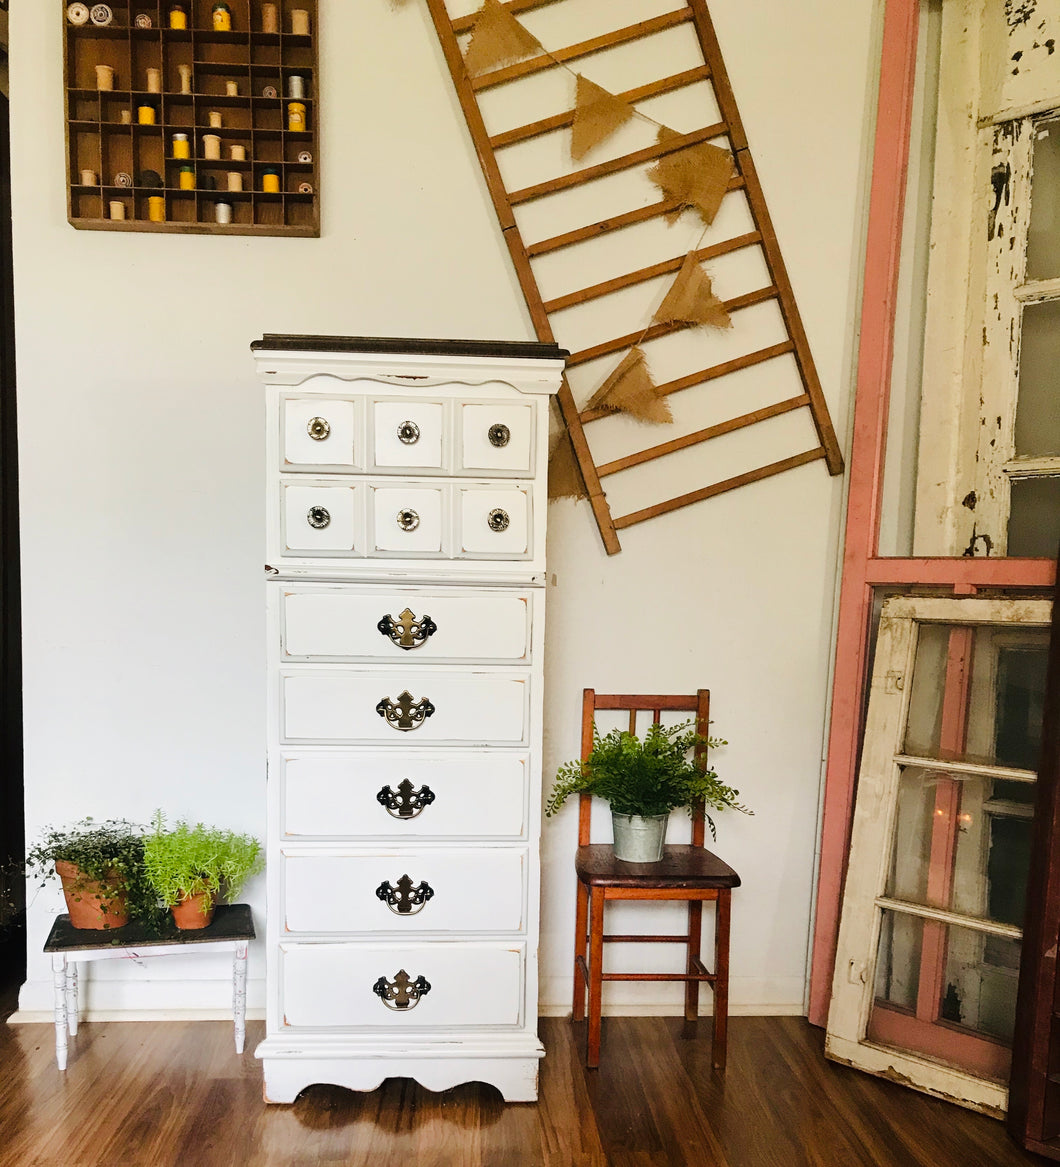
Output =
[
  {"x1": 280, "y1": 752, "x2": 528, "y2": 839},
  {"x1": 370, "y1": 487, "x2": 444, "y2": 554},
  {"x1": 282, "y1": 485, "x2": 359, "y2": 554},
  {"x1": 459, "y1": 403, "x2": 533, "y2": 475},
  {"x1": 281, "y1": 670, "x2": 529, "y2": 744},
  {"x1": 282, "y1": 848, "x2": 527, "y2": 934},
  {"x1": 283, "y1": 397, "x2": 358, "y2": 469},
  {"x1": 279, "y1": 941, "x2": 525, "y2": 1029},
  {"x1": 372, "y1": 401, "x2": 444, "y2": 471},
  {"x1": 458, "y1": 487, "x2": 530, "y2": 556}
]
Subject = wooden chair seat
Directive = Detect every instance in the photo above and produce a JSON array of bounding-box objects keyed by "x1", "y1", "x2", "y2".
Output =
[
  {"x1": 576, "y1": 844, "x2": 741, "y2": 889},
  {"x1": 571, "y1": 690, "x2": 740, "y2": 1071}
]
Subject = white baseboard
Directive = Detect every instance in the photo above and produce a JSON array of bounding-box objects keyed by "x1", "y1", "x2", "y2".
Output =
[{"x1": 8, "y1": 1007, "x2": 267, "y2": 1024}]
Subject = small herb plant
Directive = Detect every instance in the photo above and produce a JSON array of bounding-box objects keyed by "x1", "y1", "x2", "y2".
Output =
[
  {"x1": 143, "y1": 812, "x2": 263, "y2": 915},
  {"x1": 546, "y1": 721, "x2": 751, "y2": 838},
  {"x1": 25, "y1": 818, "x2": 160, "y2": 926}
]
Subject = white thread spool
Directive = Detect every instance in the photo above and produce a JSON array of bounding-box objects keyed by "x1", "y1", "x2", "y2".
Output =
[
  {"x1": 214, "y1": 201, "x2": 232, "y2": 224},
  {"x1": 146, "y1": 67, "x2": 161, "y2": 93},
  {"x1": 290, "y1": 8, "x2": 309, "y2": 35},
  {"x1": 109, "y1": 200, "x2": 126, "y2": 220},
  {"x1": 226, "y1": 171, "x2": 243, "y2": 192},
  {"x1": 202, "y1": 134, "x2": 222, "y2": 160}
]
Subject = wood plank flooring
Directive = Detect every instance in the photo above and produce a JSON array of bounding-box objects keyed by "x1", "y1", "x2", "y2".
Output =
[{"x1": 0, "y1": 1009, "x2": 1044, "y2": 1166}]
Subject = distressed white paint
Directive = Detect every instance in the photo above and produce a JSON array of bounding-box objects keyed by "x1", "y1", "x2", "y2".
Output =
[{"x1": 10, "y1": 0, "x2": 872, "y2": 1024}]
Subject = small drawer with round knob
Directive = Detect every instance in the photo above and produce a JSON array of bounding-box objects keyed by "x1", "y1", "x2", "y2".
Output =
[
  {"x1": 372, "y1": 400, "x2": 444, "y2": 471},
  {"x1": 370, "y1": 486, "x2": 443, "y2": 554},
  {"x1": 459, "y1": 403, "x2": 533, "y2": 474},
  {"x1": 457, "y1": 486, "x2": 530, "y2": 557},
  {"x1": 282, "y1": 484, "x2": 359, "y2": 554},
  {"x1": 282, "y1": 397, "x2": 359, "y2": 469}
]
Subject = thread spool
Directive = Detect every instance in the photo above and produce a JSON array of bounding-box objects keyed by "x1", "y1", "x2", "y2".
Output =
[
  {"x1": 172, "y1": 132, "x2": 190, "y2": 159},
  {"x1": 178, "y1": 64, "x2": 192, "y2": 94},
  {"x1": 261, "y1": 168, "x2": 280, "y2": 194},
  {"x1": 137, "y1": 105, "x2": 156, "y2": 125},
  {"x1": 287, "y1": 101, "x2": 306, "y2": 132},
  {"x1": 225, "y1": 80, "x2": 239, "y2": 97},
  {"x1": 178, "y1": 166, "x2": 195, "y2": 190},
  {"x1": 212, "y1": 2, "x2": 231, "y2": 31},
  {"x1": 120, "y1": 109, "x2": 132, "y2": 124},
  {"x1": 290, "y1": 9, "x2": 310, "y2": 35},
  {"x1": 229, "y1": 143, "x2": 246, "y2": 161},
  {"x1": 261, "y1": 3, "x2": 278, "y2": 33},
  {"x1": 80, "y1": 168, "x2": 97, "y2": 186},
  {"x1": 202, "y1": 134, "x2": 222, "y2": 160},
  {"x1": 208, "y1": 110, "x2": 223, "y2": 129},
  {"x1": 147, "y1": 196, "x2": 165, "y2": 222},
  {"x1": 109, "y1": 200, "x2": 126, "y2": 220},
  {"x1": 95, "y1": 64, "x2": 114, "y2": 91},
  {"x1": 168, "y1": 4, "x2": 186, "y2": 29},
  {"x1": 146, "y1": 67, "x2": 161, "y2": 93},
  {"x1": 214, "y1": 201, "x2": 233, "y2": 224},
  {"x1": 288, "y1": 75, "x2": 304, "y2": 99},
  {"x1": 226, "y1": 171, "x2": 243, "y2": 192}
]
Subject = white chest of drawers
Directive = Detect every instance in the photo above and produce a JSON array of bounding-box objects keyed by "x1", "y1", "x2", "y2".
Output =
[{"x1": 252, "y1": 335, "x2": 565, "y2": 1103}]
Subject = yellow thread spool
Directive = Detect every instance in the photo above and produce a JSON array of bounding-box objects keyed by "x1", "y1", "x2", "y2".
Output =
[
  {"x1": 212, "y1": 3, "x2": 231, "y2": 32},
  {"x1": 287, "y1": 102, "x2": 306, "y2": 132},
  {"x1": 138, "y1": 105, "x2": 156, "y2": 125},
  {"x1": 172, "y1": 133, "x2": 190, "y2": 159},
  {"x1": 168, "y1": 5, "x2": 186, "y2": 29},
  {"x1": 147, "y1": 196, "x2": 165, "y2": 222},
  {"x1": 178, "y1": 166, "x2": 195, "y2": 190},
  {"x1": 262, "y1": 169, "x2": 280, "y2": 194}
]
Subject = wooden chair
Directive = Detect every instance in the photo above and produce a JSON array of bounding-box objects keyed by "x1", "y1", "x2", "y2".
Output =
[{"x1": 572, "y1": 689, "x2": 741, "y2": 1070}]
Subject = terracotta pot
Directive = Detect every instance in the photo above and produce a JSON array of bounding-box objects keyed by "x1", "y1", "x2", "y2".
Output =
[
  {"x1": 55, "y1": 860, "x2": 129, "y2": 930},
  {"x1": 171, "y1": 891, "x2": 216, "y2": 930}
]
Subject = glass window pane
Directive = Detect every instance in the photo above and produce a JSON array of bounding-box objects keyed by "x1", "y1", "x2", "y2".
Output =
[
  {"x1": 994, "y1": 644, "x2": 1049, "y2": 770},
  {"x1": 1015, "y1": 301, "x2": 1060, "y2": 457},
  {"x1": 1026, "y1": 117, "x2": 1060, "y2": 280},
  {"x1": 902, "y1": 624, "x2": 950, "y2": 758},
  {"x1": 1008, "y1": 476, "x2": 1060, "y2": 556}
]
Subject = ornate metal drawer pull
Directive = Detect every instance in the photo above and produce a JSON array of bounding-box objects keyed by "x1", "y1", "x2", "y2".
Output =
[
  {"x1": 377, "y1": 779, "x2": 436, "y2": 819},
  {"x1": 487, "y1": 507, "x2": 510, "y2": 533},
  {"x1": 488, "y1": 422, "x2": 511, "y2": 448},
  {"x1": 396, "y1": 420, "x2": 420, "y2": 445},
  {"x1": 376, "y1": 690, "x2": 435, "y2": 731},
  {"x1": 375, "y1": 874, "x2": 435, "y2": 915},
  {"x1": 377, "y1": 608, "x2": 438, "y2": 650},
  {"x1": 306, "y1": 505, "x2": 331, "y2": 529},
  {"x1": 372, "y1": 969, "x2": 431, "y2": 1011},
  {"x1": 396, "y1": 508, "x2": 420, "y2": 533},
  {"x1": 306, "y1": 416, "x2": 331, "y2": 441}
]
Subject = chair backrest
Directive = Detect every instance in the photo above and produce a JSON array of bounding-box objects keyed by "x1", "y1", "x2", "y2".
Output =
[{"x1": 578, "y1": 688, "x2": 711, "y2": 849}]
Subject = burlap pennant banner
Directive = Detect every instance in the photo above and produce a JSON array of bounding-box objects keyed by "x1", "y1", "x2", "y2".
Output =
[
  {"x1": 570, "y1": 74, "x2": 635, "y2": 162},
  {"x1": 647, "y1": 128, "x2": 733, "y2": 226},
  {"x1": 586, "y1": 347, "x2": 672, "y2": 424},
  {"x1": 548, "y1": 431, "x2": 590, "y2": 500},
  {"x1": 653, "y1": 252, "x2": 732, "y2": 329},
  {"x1": 462, "y1": 0, "x2": 544, "y2": 76}
]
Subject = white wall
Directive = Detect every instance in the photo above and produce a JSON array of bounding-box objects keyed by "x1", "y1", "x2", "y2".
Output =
[{"x1": 10, "y1": 0, "x2": 874, "y2": 1020}]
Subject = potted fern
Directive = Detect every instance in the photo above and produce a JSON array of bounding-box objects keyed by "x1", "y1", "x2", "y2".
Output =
[
  {"x1": 143, "y1": 812, "x2": 263, "y2": 929},
  {"x1": 546, "y1": 721, "x2": 750, "y2": 861},
  {"x1": 26, "y1": 818, "x2": 158, "y2": 930}
]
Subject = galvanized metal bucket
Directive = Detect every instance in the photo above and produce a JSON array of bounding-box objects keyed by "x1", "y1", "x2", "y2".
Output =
[{"x1": 611, "y1": 812, "x2": 668, "y2": 862}]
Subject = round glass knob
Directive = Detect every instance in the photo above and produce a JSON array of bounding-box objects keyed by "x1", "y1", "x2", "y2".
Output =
[
  {"x1": 307, "y1": 505, "x2": 331, "y2": 529},
  {"x1": 307, "y1": 416, "x2": 330, "y2": 441},
  {"x1": 488, "y1": 423, "x2": 511, "y2": 448},
  {"x1": 397, "y1": 420, "x2": 420, "y2": 445},
  {"x1": 396, "y1": 509, "x2": 420, "y2": 532},
  {"x1": 487, "y1": 508, "x2": 510, "y2": 533}
]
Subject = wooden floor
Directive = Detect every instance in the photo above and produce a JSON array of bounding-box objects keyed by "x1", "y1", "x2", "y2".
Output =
[{"x1": 0, "y1": 1001, "x2": 1044, "y2": 1166}]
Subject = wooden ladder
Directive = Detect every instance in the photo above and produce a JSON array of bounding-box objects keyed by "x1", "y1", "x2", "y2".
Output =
[{"x1": 426, "y1": 0, "x2": 844, "y2": 555}]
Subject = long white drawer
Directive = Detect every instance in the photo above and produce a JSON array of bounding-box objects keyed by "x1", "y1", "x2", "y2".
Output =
[
  {"x1": 279, "y1": 941, "x2": 525, "y2": 1029},
  {"x1": 280, "y1": 586, "x2": 533, "y2": 663},
  {"x1": 280, "y1": 670, "x2": 529, "y2": 744},
  {"x1": 282, "y1": 848, "x2": 526, "y2": 933},
  {"x1": 280, "y1": 752, "x2": 527, "y2": 838}
]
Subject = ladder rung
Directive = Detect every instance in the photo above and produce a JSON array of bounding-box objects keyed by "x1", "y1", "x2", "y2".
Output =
[
  {"x1": 613, "y1": 448, "x2": 826, "y2": 530},
  {"x1": 597, "y1": 395, "x2": 810, "y2": 478},
  {"x1": 600, "y1": 972, "x2": 716, "y2": 982},
  {"x1": 471, "y1": 9, "x2": 695, "y2": 91},
  {"x1": 543, "y1": 231, "x2": 761, "y2": 314},
  {"x1": 510, "y1": 123, "x2": 727, "y2": 206},
  {"x1": 566, "y1": 285, "x2": 777, "y2": 367},
  {"x1": 581, "y1": 340, "x2": 795, "y2": 423},
  {"x1": 603, "y1": 934, "x2": 692, "y2": 943},
  {"x1": 490, "y1": 67, "x2": 712, "y2": 149},
  {"x1": 451, "y1": 0, "x2": 562, "y2": 35}
]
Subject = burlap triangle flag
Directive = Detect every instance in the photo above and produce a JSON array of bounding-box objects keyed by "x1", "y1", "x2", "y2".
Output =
[
  {"x1": 652, "y1": 252, "x2": 732, "y2": 329},
  {"x1": 570, "y1": 74, "x2": 635, "y2": 162},
  {"x1": 463, "y1": 0, "x2": 543, "y2": 77},
  {"x1": 548, "y1": 431, "x2": 589, "y2": 500},
  {"x1": 647, "y1": 127, "x2": 734, "y2": 226},
  {"x1": 586, "y1": 348, "x2": 672, "y2": 424}
]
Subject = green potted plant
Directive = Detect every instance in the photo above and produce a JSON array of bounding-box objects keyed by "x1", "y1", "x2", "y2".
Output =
[
  {"x1": 26, "y1": 818, "x2": 157, "y2": 930},
  {"x1": 143, "y1": 812, "x2": 263, "y2": 929},
  {"x1": 546, "y1": 721, "x2": 751, "y2": 861}
]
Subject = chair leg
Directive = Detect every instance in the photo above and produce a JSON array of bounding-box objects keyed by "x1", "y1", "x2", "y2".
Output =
[
  {"x1": 572, "y1": 879, "x2": 589, "y2": 1022},
  {"x1": 685, "y1": 899, "x2": 703, "y2": 1022},
  {"x1": 586, "y1": 886, "x2": 606, "y2": 1068},
  {"x1": 712, "y1": 889, "x2": 731, "y2": 1071}
]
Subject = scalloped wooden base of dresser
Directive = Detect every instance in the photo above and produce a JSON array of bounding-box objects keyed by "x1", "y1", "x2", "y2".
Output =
[{"x1": 256, "y1": 1033, "x2": 545, "y2": 1103}]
